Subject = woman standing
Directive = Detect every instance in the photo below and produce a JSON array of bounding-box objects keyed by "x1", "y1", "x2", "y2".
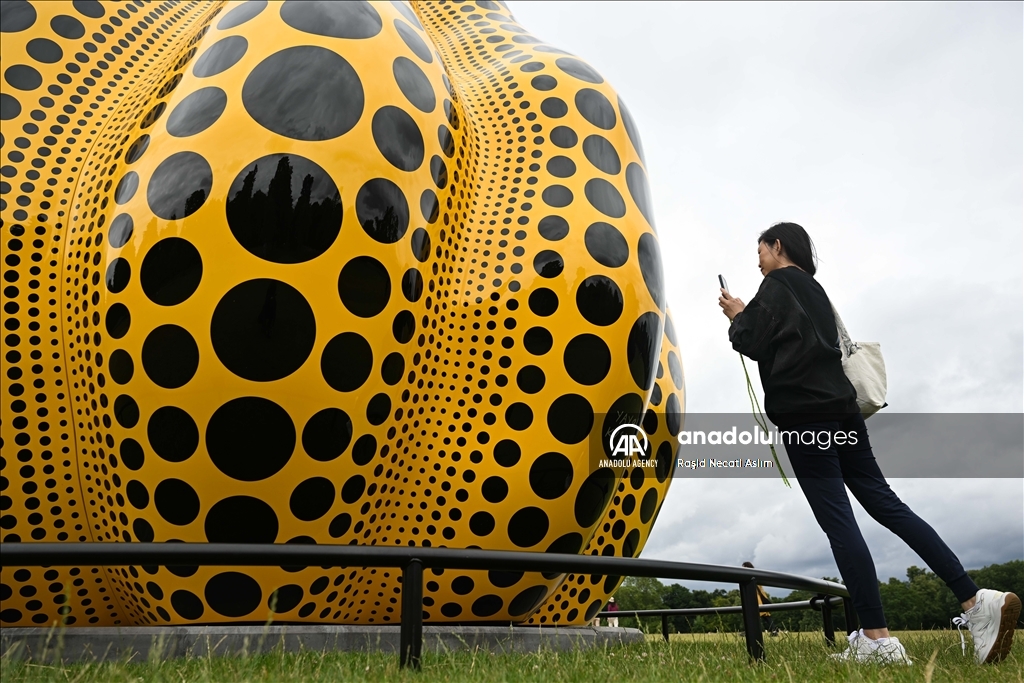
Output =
[{"x1": 718, "y1": 222, "x2": 1019, "y2": 665}]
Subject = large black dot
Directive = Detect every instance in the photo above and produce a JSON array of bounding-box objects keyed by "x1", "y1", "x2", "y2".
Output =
[
  {"x1": 541, "y1": 97, "x2": 567, "y2": 118},
  {"x1": 529, "y1": 288, "x2": 558, "y2": 317},
  {"x1": 481, "y1": 476, "x2": 508, "y2": 503},
  {"x1": 205, "y1": 572, "x2": 262, "y2": 618},
  {"x1": 584, "y1": 222, "x2": 628, "y2": 267},
  {"x1": 531, "y1": 75, "x2": 557, "y2": 91},
  {"x1": 269, "y1": 585, "x2": 303, "y2": 613},
  {"x1": 626, "y1": 162, "x2": 656, "y2": 229},
  {"x1": 505, "y1": 403, "x2": 533, "y2": 431},
  {"x1": 171, "y1": 590, "x2": 204, "y2": 620},
  {"x1": 366, "y1": 393, "x2": 392, "y2": 426},
  {"x1": 289, "y1": 477, "x2": 335, "y2": 522},
  {"x1": 105, "y1": 303, "x2": 130, "y2": 338},
  {"x1": 564, "y1": 334, "x2": 610, "y2": 385},
  {"x1": 508, "y1": 507, "x2": 549, "y2": 548},
  {"x1": 585, "y1": 178, "x2": 626, "y2": 218},
  {"x1": 411, "y1": 227, "x2": 431, "y2": 262},
  {"x1": 372, "y1": 105, "x2": 424, "y2": 172},
  {"x1": 4, "y1": 64, "x2": 41, "y2": 90},
  {"x1": 640, "y1": 488, "x2": 659, "y2": 524},
  {"x1": 438, "y1": 125, "x2": 455, "y2": 157},
  {"x1": 575, "y1": 89, "x2": 616, "y2": 130},
  {"x1": 26, "y1": 37, "x2": 61, "y2": 63},
  {"x1": 0, "y1": 93, "x2": 20, "y2": 120},
  {"x1": 148, "y1": 406, "x2": 200, "y2": 463},
  {"x1": 132, "y1": 518, "x2": 154, "y2": 542},
  {"x1": 493, "y1": 440, "x2": 521, "y2": 467},
  {"x1": 529, "y1": 452, "x2": 573, "y2": 500},
  {"x1": 242, "y1": 45, "x2": 363, "y2": 141},
  {"x1": 542, "y1": 185, "x2": 572, "y2": 208},
  {"x1": 549, "y1": 126, "x2": 577, "y2": 149},
  {"x1": 281, "y1": 0, "x2": 380, "y2": 38},
  {"x1": 508, "y1": 585, "x2": 548, "y2": 617},
  {"x1": 469, "y1": 512, "x2": 495, "y2": 537},
  {"x1": 193, "y1": 36, "x2": 247, "y2": 78},
  {"x1": 72, "y1": 0, "x2": 104, "y2": 18},
  {"x1": 166, "y1": 87, "x2": 226, "y2": 137},
  {"x1": 207, "y1": 397, "x2": 295, "y2": 482},
  {"x1": 105, "y1": 258, "x2": 130, "y2": 293},
  {"x1": 602, "y1": 394, "x2": 644, "y2": 460},
  {"x1": 114, "y1": 395, "x2": 139, "y2": 428},
  {"x1": 50, "y1": 14, "x2": 83, "y2": 38},
  {"x1": 109, "y1": 349, "x2": 134, "y2": 384},
  {"x1": 583, "y1": 135, "x2": 621, "y2": 175},
  {"x1": 211, "y1": 278, "x2": 316, "y2": 382},
  {"x1": 393, "y1": 56, "x2": 435, "y2": 113},
  {"x1": 351, "y1": 434, "x2": 376, "y2": 466},
  {"x1": 619, "y1": 96, "x2": 647, "y2": 165},
  {"x1": 576, "y1": 275, "x2": 622, "y2": 326},
  {"x1": 142, "y1": 325, "x2": 199, "y2": 389},
  {"x1": 126, "y1": 480, "x2": 149, "y2": 509},
  {"x1": 555, "y1": 57, "x2": 603, "y2": 84},
  {"x1": 574, "y1": 467, "x2": 616, "y2": 527},
  {"x1": 533, "y1": 250, "x2": 563, "y2": 278},
  {"x1": 538, "y1": 215, "x2": 568, "y2": 241},
  {"x1": 547, "y1": 394, "x2": 594, "y2": 445},
  {"x1": 2, "y1": 1, "x2": 36, "y2": 32},
  {"x1": 139, "y1": 237, "x2": 202, "y2": 306},
  {"x1": 547, "y1": 532, "x2": 583, "y2": 555},
  {"x1": 218, "y1": 0, "x2": 267, "y2": 29},
  {"x1": 523, "y1": 327, "x2": 553, "y2": 355},
  {"x1": 154, "y1": 479, "x2": 200, "y2": 526},
  {"x1": 329, "y1": 513, "x2": 352, "y2": 538},
  {"x1": 395, "y1": 19, "x2": 432, "y2": 63},
  {"x1": 337, "y1": 255, "x2": 391, "y2": 319},
  {"x1": 205, "y1": 495, "x2": 279, "y2": 543},
  {"x1": 516, "y1": 366, "x2": 545, "y2": 394},
  {"x1": 302, "y1": 408, "x2": 352, "y2": 462},
  {"x1": 321, "y1": 332, "x2": 372, "y2": 392},
  {"x1": 341, "y1": 475, "x2": 365, "y2": 504},
  {"x1": 546, "y1": 156, "x2": 576, "y2": 178},
  {"x1": 430, "y1": 155, "x2": 447, "y2": 189},
  {"x1": 668, "y1": 351, "x2": 683, "y2": 389},
  {"x1": 638, "y1": 232, "x2": 664, "y2": 310},
  {"x1": 381, "y1": 352, "x2": 405, "y2": 385},
  {"x1": 627, "y1": 312, "x2": 663, "y2": 391},
  {"x1": 108, "y1": 214, "x2": 133, "y2": 248},
  {"x1": 120, "y1": 438, "x2": 144, "y2": 470},
  {"x1": 472, "y1": 595, "x2": 503, "y2": 618},
  {"x1": 114, "y1": 171, "x2": 138, "y2": 205},
  {"x1": 147, "y1": 151, "x2": 212, "y2": 220},
  {"x1": 227, "y1": 153, "x2": 342, "y2": 264},
  {"x1": 129, "y1": 137, "x2": 151, "y2": 166},
  {"x1": 356, "y1": 178, "x2": 409, "y2": 244},
  {"x1": 392, "y1": 310, "x2": 416, "y2": 343}
]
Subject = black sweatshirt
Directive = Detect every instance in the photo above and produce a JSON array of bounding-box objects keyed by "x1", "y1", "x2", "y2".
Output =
[{"x1": 728, "y1": 267, "x2": 859, "y2": 428}]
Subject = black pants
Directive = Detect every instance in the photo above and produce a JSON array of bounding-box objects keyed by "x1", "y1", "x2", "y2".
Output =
[{"x1": 782, "y1": 412, "x2": 979, "y2": 629}]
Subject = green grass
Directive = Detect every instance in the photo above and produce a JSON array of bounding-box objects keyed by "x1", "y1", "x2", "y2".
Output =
[{"x1": 2, "y1": 630, "x2": 1021, "y2": 682}]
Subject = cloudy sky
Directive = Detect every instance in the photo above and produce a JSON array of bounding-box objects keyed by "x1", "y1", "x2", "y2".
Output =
[{"x1": 512, "y1": 1, "x2": 1023, "y2": 594}]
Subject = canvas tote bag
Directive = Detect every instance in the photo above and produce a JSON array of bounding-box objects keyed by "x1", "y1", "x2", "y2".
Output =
[{"x1": 832, "y1": 305, "x2": 887, "y2": 417}]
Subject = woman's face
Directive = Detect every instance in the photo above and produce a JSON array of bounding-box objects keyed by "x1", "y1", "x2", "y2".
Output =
[{"x1": 757, "y1": 240, "x2": 777, "y2": 276}]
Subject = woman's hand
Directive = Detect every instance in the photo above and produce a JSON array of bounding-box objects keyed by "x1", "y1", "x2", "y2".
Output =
[{"x1": 719, "y1": 288, "x2": 745, "y2": 322}]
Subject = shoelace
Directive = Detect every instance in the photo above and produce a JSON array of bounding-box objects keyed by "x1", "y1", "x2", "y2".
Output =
[{"x1": 951, "y1": 614, "x2": 970, "y2": 655}]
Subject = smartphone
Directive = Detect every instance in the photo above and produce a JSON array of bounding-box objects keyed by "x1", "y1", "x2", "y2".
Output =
[{"x1": 718, "y1": 274, "x2": 729, "y2": 294}]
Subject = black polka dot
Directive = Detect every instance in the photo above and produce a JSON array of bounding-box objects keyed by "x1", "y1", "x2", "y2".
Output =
[
  {"x1": 541, "y1": 97, "x2": 567, "y2": 118},
  {"x1": 585, "y1": 178, "x2": 625, "y2": 218},
  {"x1": 626, "y1": 162, "x2": 656, "y2": 228},
  {"x1": 438, "y1": 125, "x2": 455, "y2": 157},
  {"x1": 583, "y1": 135, "x2": 621, "y2": 175},
  {"x1": 546, "y1": 156, "x2": 575, "y2": 178},
  {"x1": 227, "y1": 153, "x2": 342, "y2": 264},
  {"x1": 105, "y1": 302, "x2": 130, "y2": 339},
  {"x1": 205, "y1": 495, "x2": 279, "y2": 543},
  {"x1": 50, "y1": 14, "x2": 84, "y2": 38},
  {"x1": 664, "y1": 314, "x2": 678, "y2": 346},
  {"x1": 395, "y1": 19, "x2": 432, "y2": 62},
  {"x1": 341, "y1": 475, "x2": 365, "y2": 504},
  {"x1": 0, "y1": 92, "x2": 19, "y2": 120},
  {"x1": 523, "y1": 327, "x2": 552, "y2": 355},
  {"x1": 576, "y1": 88, "x2": 617, "y2": 130},
  {"x1": 602, "y1": 393, "x2": 644, "y2": 459},
  {"x1": 505, "y1": 402, "x2": 533, "y2": 431},
  {"x1": 547, "y1": 394, "x2": 594, "y2": 445},
  {"x1": 142, "y1": 324, "x2": 199, "y2": 389},
  {"x1": 627, "y1": 312, "x2": 662, "y2": 391},
  {"x1": 193, "y1": 36, "x2": 247, "y2": 78},
  {"x1": 392, "y1": 310, "x2": 416, "y2": 343},
  {"x1": 301, "y1": 408, "x2": 352, "y2": 462},
  {"x1": 637, "y1": 232, "x2": 664, "y2": 309},
  {"x1": 564, "y1": 334, "x2": 610, "y2": 385},
  {"x1": 171, "y1": 590, "x2": 204, "y2": 620},
  {"x1": 430, "y1": 155, "x2": 448, "y2": 189},
  {"x1": 140, "y1": 102, "x2": 166, "y2": 129},
  {"x1": 218, "y1": 0, "x2": 267, "y2": 30},
  {"x1": 207, "y1": 397, "x2": 295, "y2": 481},
  {"x1": 555, "y1": 57, "x2": 603, "y2": 84},
  {"x1": 72, "y1": 0, "x2": 104, "y2": 18},
  {"x1": 147, "y1": 151, "x2": 212, "y2": 219},
  {"x1": 126, "y1": 135, "x2": 150, "y2": 164},
  {"x1": 351, "y1": 434, "x2": 376, "y2": 466},
  {"x1": 529, "y1": 452, "x2": 573, "y2": 500},
  {"x1": 516, "y1": 366, "x2": 545, "y2": 394},
  {"x1": 211, "y1": 278, "x2": 316, "y2": 381},
  {"x1": 1, "y1": 1, "x2": 36, "y2": 32},
  {"x1": 337, "y1": 256, "x2": 391, "y2": 318},
  {"x1": 508, "y1": 507, "x2": 549, "y2": 547},
  {"x1": 481, "y1": 476, "x2": 508, "y2": 503},
  {"x1": 126, "y1": 480, "x2": 149, "y2": 509},
  {"x1": 154, "y1": 479, "x2": 200, "y2": 526},
  {"x1": 366, "y1": 393, "x2": 392, "y2": 426},
  {"x1": 105, "y1": 258, "x2": 130, "y2": 293},
  {"x1": 521, "y1": 61, "x2": 545, "y2": 72},
  {"x1": 528, "y1": 288, "x2": 558, "y2": 316},
  {"x1": 451, "y1": 576, "x2": 474, "y2": 595},
  {"x1": 356, "y1": 178, "x2": 409, "y2": 244},
  {"x1": 420, "y1": 190, "x2": 439, "y2": 224},
  {"x1": 26, "y1": 38, "x2": 61, "y2": 64},
  {"x1": 166, "y1": 87, "x2": 227, "y2": 137},
  {"x1": 533, "y1": 250, "x2": 563, "y2": 278},
  {"x1": 509, "y1": 585, "x2": 547, "y2": 617},
  {"x1": 140, "y1": 237, "x2": 203, "y2": 306},
  {"x1": 120, "y1": 438, "x2": 144, "y2": 470},
  {"x1": 206, "y1": 572, "x2": 262, "y2": 618},
  {"x1": 4, "y1": 64, "x2": 40, "y2": 90},
  {"x1": 148, "y1": 406, "x2": 199, "y2": 463},
  {"x1": 372, "y1": 105, "x2": 424, "y2": 172},
  {"x1": 574, "y1": 467, "x2": 615, "y2": 527},
  {"x1": 584, "y1": 222, "x2": 628, "y2": 267},
  {"x1": 108, "y1": 214, "x2": 133, "y2": 248},
  {"x1": 114, "y1": 171, "x2": 139, "y2": 205},
  {"x1": 281, "y1": 0, "x2": 380, "y2": 38},
  {"x1": 542, "y1": 185, "x2": 572, "y2": 208},
  {"x1": 493, "y1": 439, "x2": 521, "y2": 467},
  {"x1": 655, "y1": 441, "x2": 673, "y2": 483},
  {"x1": 410, "y1": 228, "x2": 432, "y2": 263},
  {"x1": 546, "y1": 532, "x2": 583, "y2": 555},
  {"x1": 668, "y1": 351, "x2": 683, "y2": 389},
  {"x1": 132, "y1": 518, "x2": 154, "y2": 542},
  {"x1": 640, "y1": 488, "x2": 658, "y2": 524},
  {"x1": 538, "y1": 215, "x2": 568, "y2": 241},
  {"x1": 269, "y1": 585, "x2": 303, "y2": 613},
  {"x1": 381, "y1": 352, "x2": 405, "y2": 385},
  {"x1": 440, "y1": 602, "x2": 462, "y2": 618},
  {"x1": 243, "y1": 46, "x2": 363, "y2": 141},
  {"x1": 328, "y1": 513, "x2": 352, "y2": 538},
  {"x1": 289, "y1": 477, "x2": 335, "y2": 522},
  {"x1": 321, "y1": 332, "x2": 372, "y2": 392},
  {"x1": 576, "y1": 275, "x2": 622, "y2": 326},
  {"x1": 619, "y1": 96, "x2": 646, "y2": 164},
  {"x1": 472, "y1": 595, "x2": 503, "y2": 617},
  {"x1": 666, "y1": 392, "x2": 682, "y2": 437},
  {"x1": 393, "y1": 56, "x2": 435, "y2": 113},
  {"x1": 109, "y1": 349, "x2": 134, "y2": 385},
  {"x1": 549, "y1": 126, "x2": 577, "y2": 149},
  {"x1": 114, "y1": 394, "x2": 139, "y2": 428}
]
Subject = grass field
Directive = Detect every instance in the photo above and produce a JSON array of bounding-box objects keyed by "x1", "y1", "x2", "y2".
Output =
[{"x1": 2, "y1": 629, "x2": 1021, "y2": 682}]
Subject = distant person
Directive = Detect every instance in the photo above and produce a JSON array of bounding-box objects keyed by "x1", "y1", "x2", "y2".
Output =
[
  {"x1": 719, "y1": 222, "x2": 1020, "y2": 665},
  {"x1": 742, "y1": 562, "x2": 779, "y2": 637},
  {"x1": 607, "y1": 596, "x2": 620, "y2": 627}
]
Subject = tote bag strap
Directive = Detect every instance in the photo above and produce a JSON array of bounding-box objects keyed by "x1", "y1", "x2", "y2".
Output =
[{"x1": 831, "y1": 303, "x2": 859, "y2": 361}]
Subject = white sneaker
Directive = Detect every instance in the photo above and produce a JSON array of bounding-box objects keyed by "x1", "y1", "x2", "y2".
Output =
[
  {"x1": 953, "y1": 588, "x2": 1021, "y2": 664},
  {"x1": 830, "y1": 629, "x2": 912, "y2": 665}
]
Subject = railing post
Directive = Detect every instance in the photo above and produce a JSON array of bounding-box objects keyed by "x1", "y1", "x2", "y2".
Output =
[
  {"x1": 400, "y1": 559, "x2": 423, "y2": 669},
  {"x1": 842, "y1": 597, "x2": 858, "y2": 635},
  {"x1": 739, "y1": 580, "x2": 765, "y2": 662},
  {"x1": 820, "y1": 595, "x2": 835, "y2": 645},
  {"x1": 661, "y1": 614, "x2": 669, "y2": 642}
]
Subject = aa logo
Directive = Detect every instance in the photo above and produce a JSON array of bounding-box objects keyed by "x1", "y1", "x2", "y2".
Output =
[{"x1": 608, "y1": 424, "x2": 649, "y2": 458}]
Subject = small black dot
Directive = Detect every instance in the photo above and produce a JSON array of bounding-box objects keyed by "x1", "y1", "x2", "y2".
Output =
[
  {"x1": 154, "y1": 479, "x2": 200, "y2": 526},
  {"x1": 114, "y1": 171, "x2": 139, "y2": 205},
  {"x1": 126, "y1": 480, "x2": 149, "y2": 509},
  {"x1": 109, "y1": 349, "x2": 134, "y2": 385},
  {"x1": 142, "y1": 325, "x2": 199, "y2": 389},
  {"x1": 583, "y1": 135, "x2": 621, "y2": 175},
  {"x1": 530, "y1": 452, "x2": 573, "y2": 500},
  {"x1": 505, "y1": 402, "x2": 533, "y2": 431},
  {"x1": 516, "y1": 366, "x2": 545, "y2": 394},
  {"x1": 584, "y1": 221, "x2": 628, "y2": 267},
  {"x1": 393, "y1": 56, "x2": 435, "y2": 113},
  {"x1": 321, "y1": 332, "x2": 373, "y2": 392},
  {"x1": 469, "y1": 511, "x2": 494, "y2": 536},
  {"x1": 576, "y1": 275, "x2": 622, "y2": 326},
  {"x1": 564, "y1": 334, "x2": 611, "y2": 385},
  {"x1": 481, "y1": 477, "x2": 508, "y2": 503},
  {"x1": 430, "y1": 155, "x2": 448, "y2": 189},
  {"x1": 508, "y1": 507, "x2": 549, "y2": 547},
  {"x1": 411, "y1": 227, "x2": 431, "y2": 262},
  {"x1": 372, "y1": 105, "x2": 424, "y2": 172},
  {"x1": 541, "y1": 97, "x2": 567, "y2": 118},
  {"x1": 26, "y1": 39, "x2": 61, "y2": 64},
  {"x1": 437, "y1": 125, "x2": 455, "y2": 157},
  {"x1": 147, "y1": 152, "x2": 212, "y2": 220},
  {"x1": 381, "y1": 352, "x2": 405, "y2": 385},
  {"x1": 637, "y1": 232, "x2": 664, "y2": 309},
  {"x1": 528, "y1": 288, "x2": 558, "y2": 317},
  {"x1": 392, "y1": 310, "x2": 416, "y2": 343},
  {"x1": 328, "y1": 513, "x2": 352, "y2": 538},
  {"x1": 627, "y1": 162, "x2": 656, "y2": 229},
  {"x1": 531, "y1": 75, "x2": 557, "y2": 91},
  {"x1": 125, "y1": 136, "x2": 149, "y2": 164},
  {"x1": 113, "y1": 394, "x2": 139, "y2": 429},
  {"x1": 108, "y1": 214, "x2": 133, "y2": 248},
  {"x1": 104, "y1": 258, "x2": 130, "y2": 293},
  {"x1": 493, "y1": 439, "x2": 521, "y2": 467},
  {"x1": 547, "y1": 394, "x2": 594, "y2": 445},
  {"x1": 538, "y1": 215, "x2": 569, "y2": 241},
  {"x1": 533, "y1": 250, "x2": 563, "y2": 278},
  {"x1": 366, "y1": 393, "x2": 391, "y2": 426},
  {"x1": 338, "y1": 256, "x2": 391, "y2": 317},
  {"x1": 402, "y1": 269, "x2": 423, "y2": 302},
  {"x1": 289, "y1": 477, "x2": 336, "y2": 522},
  {"x1": 148, "y1": 406, "x2": 200, "y2": 463},
  {"x1": 140, "y1": 237, "x2": 203, "y2": 306},
  {"x1": 542, "y1": 185, "x2": 572, "y2": 208},
  {"x1": 584, "y1": 178, "x2": 626, "y2": 218},
  {"x1": 546, "y1": 156, "x2": 575, "y2": 178},
  {"x1": 472, "y1": 594, "x2": 503, "y2": 617},
  {"x1": 356, "y1": 178, "x2": 409, "y2": 244},
  {"x1": 120, "y1": 438, "x2": 144, "y2": 470},
  {"x1": 302, "y1": 408, "x2": 353, "y2": 462},
  {"x1": 171, "y1": 590, "x2": 204, "y2": 620},
  {"x1": 523, "y1": 327, "x2": 553, "y2": 355},
  {"x1": 549, "y1": 126, "x2": 577, "y2": 149},
  {"x1": 341, "y1": 475, "x2": 365, "y2": 504},
  {"x1": 193, "y1": 36, "x2": 248, "y2": 78},
  {"x1": 351, "y1": 434, "x2": 376, "y2": 466},
  {"x1": 50, "y1": 15, "x2": 84, "y2": 39},
  {"x1": 420, "y1": 190, "x2": 439, "y2": 224},
  {"x1": 575, "y1": 88, "x2": 616, "y2": 130},
  {"x1": 207, "y1": 397, "x2": 295, "y2": 482},
  {"x1": 640, "y1": 488, "x2": 659, "y2": 524}
]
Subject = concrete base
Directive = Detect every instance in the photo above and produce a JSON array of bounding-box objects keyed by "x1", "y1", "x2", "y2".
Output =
[{"x1": 0, "y1": 624, "x2": 644, "y2": 663}]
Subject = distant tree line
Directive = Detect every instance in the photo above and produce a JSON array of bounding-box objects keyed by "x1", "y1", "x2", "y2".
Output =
[{"x1": 612, "y1": 560, "x2": 1023, "y2": 633}]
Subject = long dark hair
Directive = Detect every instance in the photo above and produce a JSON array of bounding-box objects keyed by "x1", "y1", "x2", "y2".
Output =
[{"x1": 758, "y1": 222, "x2": 817, "y2": 276}]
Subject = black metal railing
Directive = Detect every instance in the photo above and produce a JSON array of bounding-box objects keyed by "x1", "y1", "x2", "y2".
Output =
[{"x1": 0, "y1": 543, "x2": 853, "y2": 669}]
